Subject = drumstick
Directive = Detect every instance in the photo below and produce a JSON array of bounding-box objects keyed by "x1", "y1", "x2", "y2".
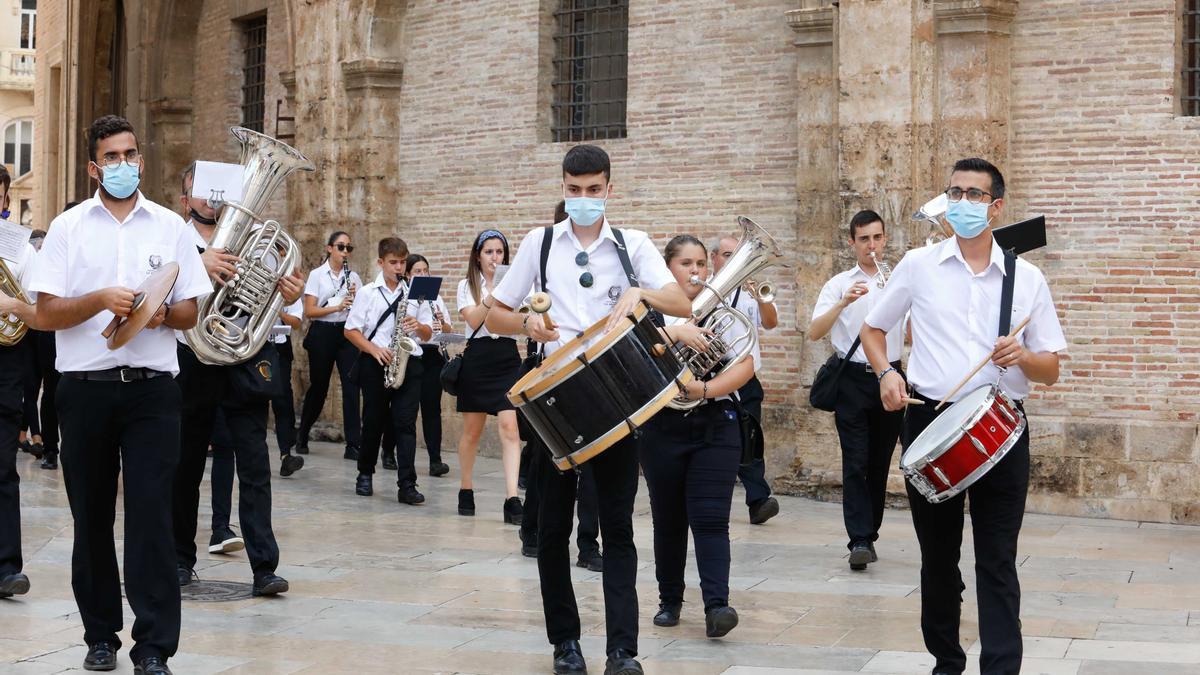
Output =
[
  {"x1": 935, "y1": 315, "x2": 1032, "y2": 411},
  {"x1": 529, "y1": 292, "x2": 553, "y2": 330},
  {"x1": 902, "y1": 397, "x2": 924, "y2": 406}
]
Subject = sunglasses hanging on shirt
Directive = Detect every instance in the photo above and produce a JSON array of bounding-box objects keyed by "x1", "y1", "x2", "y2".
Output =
[{"x1": 575, "y1": 251, "x2": 593, "y2": 288}]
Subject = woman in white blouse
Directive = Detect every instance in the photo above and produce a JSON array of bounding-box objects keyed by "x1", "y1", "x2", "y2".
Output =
[
  {"x1": 454, "y1": 230, "x2": 522, "y2": 523},
  {"x1": 296, "y1": 231, "x2": 363, "y2": 459}
]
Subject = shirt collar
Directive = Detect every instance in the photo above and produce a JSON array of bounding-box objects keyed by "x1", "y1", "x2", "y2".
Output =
[
  {"x1": 553, "y1": 218, "x2": 616, "y2": 250},
  {"x1": 936, "y1": 235, "x2": 1007, "y2": 276},
  {"x1": 849, "y1": 264, "x2": 874, "y2": 281},
  {"x1": 86, "y1": 190, "x2": 148, "y2": 225}
]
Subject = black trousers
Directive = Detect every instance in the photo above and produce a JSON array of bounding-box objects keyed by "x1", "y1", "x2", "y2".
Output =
[
  {"x1": 417, "y1": 348, "x2": 444, "y2": 463},
  {"x1": 834, "y1": 363, "x2": 904, "y2": 549},
  {"x1": 735, "y1": 376, "x2": 772, "y2": 506},
  {"x1": 272, "y1": 338, "x2": 297, "y2": 453},
  {"x1": 357, "y1": 355, "x2": 422, "y2": 487},
  {"x1": 173, "y1": 345, "x2": 279, "y2": 577},
  {"x1": 210, "y1": 409, "x2": 235, "y2": 532},
  {"x1": 639, "y1": 403, "x2": 742, "y2": 611},
  {"x1": 20, "y1": 337, "x2": 40, "y2": 436},
  {"x1": 298, "y1": 321, "x2": 361, "y2": 449},
  {"x1": 520, "y1": 438, "x2": 601, "y2": 557},
  {"x1": 0, "y1": 342, "x2": 26, "y2": 578},
  {"x1": 36, "y1": 330, "x2": 60, "y2": 453},
  {"x1": 58, "y1": 374, "x2": 181, "y2": 662},
  {"x1": 904, "y1": 391, "x2": 1030, "y2": 675},
  {"x1": 536, "y1": 434, "x2": 639, "y2": 655}
]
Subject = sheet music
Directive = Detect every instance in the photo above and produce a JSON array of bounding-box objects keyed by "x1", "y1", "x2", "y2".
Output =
[
  {"x1": 0, "y1": 220, "x2": 32, "y2": 263},
  {"x1": 192, "y1": 161, "x2": 245, "y2": 205}
]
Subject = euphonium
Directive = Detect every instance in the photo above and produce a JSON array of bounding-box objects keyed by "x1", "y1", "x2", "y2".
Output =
[
  {"x1": 184, "y1": 127, "x2": 314, "y2": 365},
  {"x1": 668, "y1": 216, "x2": 785, "y2": 411},
  {"x1": 0, "y1": 259, "x2": 31, "y2": 347},
  {"x1": 384, "y1": 278, "x2": 419, "y2": 389},
  {"x1": 913, "y1": 192, "x2": 952, "y2": 247}
]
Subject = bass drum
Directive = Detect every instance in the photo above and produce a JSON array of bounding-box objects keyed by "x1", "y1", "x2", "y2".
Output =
[{"x1": 508, "y1": 302, "x2": 692, "y2": 472}]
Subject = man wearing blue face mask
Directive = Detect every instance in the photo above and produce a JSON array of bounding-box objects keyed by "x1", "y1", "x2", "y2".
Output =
[{"x1": 859, "y1": 158, "x2": 1066, "y2": 675}]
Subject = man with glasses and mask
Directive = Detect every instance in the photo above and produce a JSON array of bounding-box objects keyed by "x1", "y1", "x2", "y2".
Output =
[
  {"x1": 487, "y1": 145, "x2": 690, "y2": 675},
  {"x1": 29, "y1": 115, "x2": 211, "y2": 675},
  {"x1": 860, "y1": 158, "x2": 1065, "y2": 675}
]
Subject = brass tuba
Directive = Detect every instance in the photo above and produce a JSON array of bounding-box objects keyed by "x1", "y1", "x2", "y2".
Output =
[
  {"x1": 0, "y1": 258, "x2": 31, "y2": 346},
  {"x1": 184, "y1": 128, "x2": 314, "y2": 365},
  {"x1": 667, "y1": 216, "x2": 785, "y2": 411}
]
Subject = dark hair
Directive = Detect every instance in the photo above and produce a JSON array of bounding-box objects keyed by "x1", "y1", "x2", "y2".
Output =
[
  {"x1": 63, "y1": 201, "x2": 80, "y2": 212},
  {"x1": 180, "y1": 161, "x2": 196, "y2": 195},
  {"x1": 554, "y1": 200, "x2": 567, "y2": 224},
  {"x1": 87, "y1": 115, "x2": 138, "y2": 163},
  {"x1": 849, "y1": 209, "x2": 885, "y2": 240},
  {"x1": 30, "y1": 229, "x2": 47, "y2": 239},
  {"x1": 466, "y1": 229, "x2": 510, "y2": 304},
  {"x1": 0, "y1": 163, "x2": 10, "y2": 191},
  {"x1": 406, "y1": 253, "x2": 428, "y2": 271},
  {"x1": 562, "y1": 145, "x2": 611, "y2": 181},
  {"x1": 322, "y1": 230, "x2": 351, "y2": 262},
  {"x1": 378, "y1": 236, "x2": 408, "y2": 260},
  {"x1": 951, "y1": 157, "x2": 1005, "y2": 199},
  {"x1": 664, "y1": 235, "x2": 707, "y2": 263}
]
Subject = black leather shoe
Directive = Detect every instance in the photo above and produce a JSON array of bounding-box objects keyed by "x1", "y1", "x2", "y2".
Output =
[
  {"x1": 82, "y1": 641, "x2": 118, "y2": 671},
  {"x1": 0, "y1": 572, "x2": 30, "y2": 598},
  {"x1": 653, "y1": 602, "x2": 681, "y2": 627},
  {"x1": 458, "y1": 488, "x2": 475, "y2": 516},
  {"x1": 576, "y1": 552, "x2": 603, "y2": 573},
  {"x1": 503, "y1": 496, "x2": 523, "y2": 524},
  {"x1": 382, "y1": 452, "x2": 398, "y2": 471},
  {"x1": 355, "y1": 473, "x2": 373, "y2": 496},
  {"x1": 29, "y1": 442, "x2": 44, "y2": 459},
  {"x1": 429, "y1": 461, "x2": 450, "y2": 477},
  {"x1": 279, "y1": 453, "x2": 304, "y2": 477},
  {"x1": 295, "y1": 442, "x2": 309, "y2": 456},
  {"x1": 705, "y1": 605, "x2": 739, "y2": 638},
  {"x1": 40, "y1": 450, "x2": 58, "y2": 470},
  {"x1": 133, "y1": 655, "x2": 172, "y2": 674},
  {"x1": 603, "y1": 649, "x2": 642, "y2": 674},
  {"x1": 177, "y1": 566, "x2": 197, "y2": 587},
  {"x1": 398, "y1": 485, "x2": 425, "y2": 505},
  {"x1": 519, "y1": 530, "x2": 537, "y2": 558},
  {"x1": 749, "y1": 496, "x2": 780, "y2": 525},
  {"x1": 252, "y1": 573, "x2": 289, "y2": 596},
  {"x1": 552, "y1": 639, "x2": 586, "y2": 674},
  {"x1": 343, "y1": 445, "x2": 360, "y2": 461},
  {"x1": 849, "y1": 542, "x2": 872, "y2": 571}
]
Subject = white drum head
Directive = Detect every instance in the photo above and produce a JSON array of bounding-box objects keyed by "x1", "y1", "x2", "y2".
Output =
[{"x1": 901, "y1": 386, "x2": 994, "y2": 466}]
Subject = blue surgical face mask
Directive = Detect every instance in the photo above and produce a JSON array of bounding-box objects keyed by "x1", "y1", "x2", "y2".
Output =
[
  {"x1": 945, "y1": 198, "x2": 992, "y2": 239},
  {"x1": 564, "y1": 196, "x2": 607, "y2": 227},
  {"x1": 0, "y1": 209, "x2": 9, "y2": 221},
  {"x1": 98, "y1": 161, "x2": 141, "y2": 200}
]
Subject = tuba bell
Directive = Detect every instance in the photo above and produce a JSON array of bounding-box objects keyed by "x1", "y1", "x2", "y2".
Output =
[
  {"x1": 667, "y1": 216, "x2": 785, "y2": 411},
  {"x1": 913, "y1": 192, "x2": 952, "y2": 247},
  {"x1": 184, "y1": 127, "x2": 314, "y2": 365},
  {"x1": 0, "y1": 258, "x2": 31, "y2": 347}
]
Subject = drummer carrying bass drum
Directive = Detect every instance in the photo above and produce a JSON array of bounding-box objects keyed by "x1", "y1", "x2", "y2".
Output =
[
  {"x1": 860, "y1": 158, "x2": 1065, "y2": 675},
  {"x1": 487, "y1": 145, "x2": 689, "y2": 675}
]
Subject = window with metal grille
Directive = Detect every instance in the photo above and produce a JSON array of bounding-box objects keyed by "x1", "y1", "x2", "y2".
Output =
[
  {"x1": 20, "y1": 1, "x2": 37, "y2": 50},
  {"x1": 240, "y1": 15, "x2": 268, "y2": 133},
  {"x1": 551, "y1": 0, "x2": 628, "y2": 143},
  {"x1": 1186, "y1": 1, "x2": 1200, "y2": 116}
]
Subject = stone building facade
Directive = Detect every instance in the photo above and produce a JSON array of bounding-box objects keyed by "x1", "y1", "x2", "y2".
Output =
[
  {"x1": 33, "y1": 0, "x2": 1200, "y2": 522},
  {"x1": 1, "y1": 0, "x2": 37, "y2": 223}
]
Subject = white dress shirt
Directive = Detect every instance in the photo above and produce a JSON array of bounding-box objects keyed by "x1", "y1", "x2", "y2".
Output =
[
  {"x1": 457, "y1": 275, "x2": 519, "y2": 339},
  {"x1": 344, "y1": 279, "x2": 433, "y2": 356},
  {"x1": 28, "y1": 191, "x2": 211, "y2": 375},
  {"x1": 812, "y1": 264, "x2": 905, "y2": 364},
  {"x1": 274, "y1": 298, "x2": 303, "y2": 344},
  {"x1": 492, "y1": 219, "x2": 676, "y2": 355},
  {"x1": 374, "y1": 271, "x2": 451, "y2": 345},
  {"x1": 1, "y1": 241, "x2": 38, "y2": 329},
  {"x1": 728, "y1": 287, "x2": 769, "y2": 373},
  {"x1": 304, "y1": 261, "x2": 362, "y2": 323},
  {"x1": 864, "y1": 237, "x2": 1067, "y2": 402}
]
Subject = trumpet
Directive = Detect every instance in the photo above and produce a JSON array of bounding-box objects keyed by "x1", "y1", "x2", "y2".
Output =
[{"x1": 742, "y1": 278, "x2": 775, "y2": 304}]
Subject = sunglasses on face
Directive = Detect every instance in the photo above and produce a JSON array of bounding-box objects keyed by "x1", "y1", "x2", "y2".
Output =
[
  {"x1": 333, "y1": 243, "x2": 354, "y2": 253},
  {"x1": 575, "y1": 251, "x2": 594, "y2": 288}
]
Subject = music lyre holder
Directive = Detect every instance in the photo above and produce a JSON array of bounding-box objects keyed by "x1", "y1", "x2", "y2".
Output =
[
  {"x1": 992, "y1": 215, "x2": 1046, "y2": 257},
  {"x1": 407, "y1": 276, "x2": 442, "y2": 303}
]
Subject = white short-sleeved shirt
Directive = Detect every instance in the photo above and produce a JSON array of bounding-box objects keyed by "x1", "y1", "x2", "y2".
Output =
[
  {"x1": 1, "y1": 240, "x2": 38, "y2": 328},
  {"x1": 274, "y1": 298, "x2": 303, "y2": 344},
  {"x1": 175, "y1": 222, "x2": 213, "y2": 345},
  {"x1": 492, "y1": 219, "x2": 676, "y2": 355},
  {"x1": 812, "y1": 264, "x2": 905, "y2": 364},
  {"x1": 372, "y1": 271, "x2": 451, "y2": 345},
  {"x1": 457, "y1": 275, "x2": 518, "y2": 339},
  {"x1": 28, "y1": 192, "x2": 212, "y2": 375},
  {"x1": 727, "y1": 287, "x2": 771, "y2": 373},
  {"x1": 344, "y1": 279, "x2": 433, "y2": 356},
  {"x1": 305, "y1": 261, "x2": 362, "y2": 323},
  {"x1": 864, "y1": 236, "x2": 1067, "y2": 402}
]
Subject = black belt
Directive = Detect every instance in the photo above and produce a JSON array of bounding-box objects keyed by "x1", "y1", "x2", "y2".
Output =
[
  {"x1": 839, "y1": 359, "x2": 902, "y2": 375},
  {"x1": 63, "y1": 367, "x2": 170, "y2": 383}
]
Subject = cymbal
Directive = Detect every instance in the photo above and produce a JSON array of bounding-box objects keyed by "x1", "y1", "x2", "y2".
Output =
[{"x1": 102, "y1": 262, "x2": 180, "y2": 350}]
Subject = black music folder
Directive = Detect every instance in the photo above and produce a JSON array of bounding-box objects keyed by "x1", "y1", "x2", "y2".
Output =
[
  {"x1": 993, "y1": 215, "x2": 1046, "y2": 256},
  {"x1": 407, "y1": 275, "x2": 442, "y2": 303}
]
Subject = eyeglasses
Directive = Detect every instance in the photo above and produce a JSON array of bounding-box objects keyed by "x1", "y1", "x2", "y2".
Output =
[
  {"x1": 334, "y1": 243, "x2": 354, "y2": 253},
  {"x1": 944, "y1": 187, "x2": 993, "y2": 204},
  {"x1": 575, "y1": 251, "x2": 593, "y2": 288},
  {"x1": 94, "y1": 151, "x2": 140, "y2": 170}
]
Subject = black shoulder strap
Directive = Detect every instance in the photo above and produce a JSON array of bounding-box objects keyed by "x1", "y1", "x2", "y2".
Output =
[
  {"x1": 732, "y1": 286, "x2": 742, "y2": 308},
  {"x1": 539, "y1": 225, "x2": 554, "y2": 292},
  {"x1": 366, "y1": 285, "x2": 406, "y2": 342},
  {"x1": 999, "y1": 250, "x2": 1017, "y2": 337},
  {"x1": 611, "y1": 228, "x2": 639, "y2": 288}
]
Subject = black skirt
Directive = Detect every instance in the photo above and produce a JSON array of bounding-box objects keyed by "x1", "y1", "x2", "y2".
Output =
[{"x1": 456, "y1": 337, "x2": 521, "y2": 415}]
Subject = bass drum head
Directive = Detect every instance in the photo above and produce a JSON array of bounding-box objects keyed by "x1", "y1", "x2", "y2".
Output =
[{"x1": 901, "y1": 385, "x2": 994, "y2": 468}]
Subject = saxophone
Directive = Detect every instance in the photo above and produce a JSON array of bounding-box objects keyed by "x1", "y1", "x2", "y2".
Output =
[{"x1": 384, "y1": 277, "x2": 420, "y2": 389}]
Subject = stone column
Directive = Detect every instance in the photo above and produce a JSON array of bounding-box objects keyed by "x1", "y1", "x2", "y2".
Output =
[{"x1": 339, "y1": 58, "x2": 405, "y2": 247}]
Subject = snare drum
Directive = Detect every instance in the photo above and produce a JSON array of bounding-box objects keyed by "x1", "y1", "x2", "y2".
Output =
[
  {"x1": 508, "y1": 302, "x2": 692, "y2": 472},
  {"x1": 900, "y1": 385, "x2": 1026, "y2": 503}
]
